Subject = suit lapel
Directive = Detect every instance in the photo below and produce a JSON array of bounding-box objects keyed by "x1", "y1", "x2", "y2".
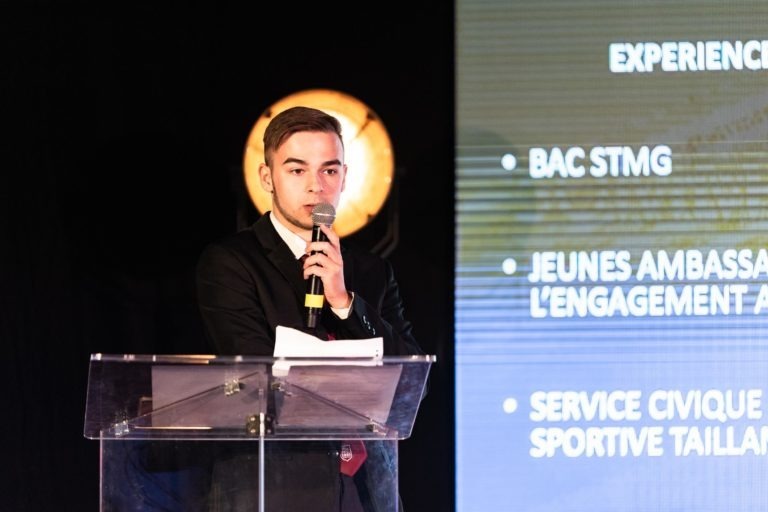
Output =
[{"x1": 251, "y1": 215, "x2": 306, "y2": 303}]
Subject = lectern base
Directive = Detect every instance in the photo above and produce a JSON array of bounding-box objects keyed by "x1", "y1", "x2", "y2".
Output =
[{"x1": 101, "y1": 440, "x2": 398, "y2": 512}]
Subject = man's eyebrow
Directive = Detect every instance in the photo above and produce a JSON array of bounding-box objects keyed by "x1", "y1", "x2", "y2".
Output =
[
  {"x1": 281, "y1": 157, "x2": 307, "y2": 166},
  {"x1": 280, "y1": 157, "x2": 342, "y2": 167}
]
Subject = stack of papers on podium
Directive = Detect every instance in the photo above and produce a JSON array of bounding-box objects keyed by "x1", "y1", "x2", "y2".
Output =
[{"x1": 272, "y1": 325, "x2": 383, "y2": 376}]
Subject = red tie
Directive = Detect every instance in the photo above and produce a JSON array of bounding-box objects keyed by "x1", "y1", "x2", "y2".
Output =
[{"x1": 340, "y1": 440, "x2": 367, "y2": 476}]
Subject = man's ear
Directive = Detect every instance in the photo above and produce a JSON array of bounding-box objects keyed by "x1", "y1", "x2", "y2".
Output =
[{"x1": 259, "y1": 163, "x2": 273, "y2": 193}]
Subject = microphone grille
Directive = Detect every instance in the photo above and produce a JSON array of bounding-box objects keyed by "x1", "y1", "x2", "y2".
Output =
[{"x1": 311, "y1": 203, "x2": 336, "y2": 226}]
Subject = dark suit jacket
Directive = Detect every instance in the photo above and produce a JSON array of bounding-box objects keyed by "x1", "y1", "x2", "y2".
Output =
[
  {"x1": 194, "y1": 213, "x2": 422, "y2": 511},
  {"x1": 196, "y1": 213, "x2": 422, "y2": 357}
]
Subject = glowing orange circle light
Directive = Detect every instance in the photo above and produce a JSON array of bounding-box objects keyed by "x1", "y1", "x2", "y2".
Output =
[{"x1": 243, "y1": 89, "x2": 394, "y2": 237}]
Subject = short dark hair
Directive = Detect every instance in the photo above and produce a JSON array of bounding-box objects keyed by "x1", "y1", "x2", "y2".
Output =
[{"x1": 262, "y1": 106, "x2": 343, "y2": 167}]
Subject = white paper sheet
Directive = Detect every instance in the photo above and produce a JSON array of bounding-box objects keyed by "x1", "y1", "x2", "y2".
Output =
[
  {"x1": 272, "y1": 325, "x2": 384, "y2": 376},
  {"x1": 273, "y1": 325, "x2": 383, "y2": 358}
]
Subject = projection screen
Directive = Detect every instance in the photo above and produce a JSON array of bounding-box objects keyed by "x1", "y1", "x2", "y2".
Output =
[{"x1": 456, "y1": 1, "x2": 768, "y2": 510}]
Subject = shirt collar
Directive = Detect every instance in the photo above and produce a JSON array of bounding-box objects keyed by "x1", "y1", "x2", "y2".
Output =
[{"x1": 269, "y1": 212, "x2": 307, "y2": 260}]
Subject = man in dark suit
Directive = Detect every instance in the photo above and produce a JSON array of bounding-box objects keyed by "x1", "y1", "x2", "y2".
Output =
[
  {"x1": 197, "y1": 106, "x2": 421, "y2": 357},
  {"x1": 195, "y1": 106, "x2": 423, "y2": 511}
]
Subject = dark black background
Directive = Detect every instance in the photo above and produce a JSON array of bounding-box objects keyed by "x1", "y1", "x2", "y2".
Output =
[{"x1": 3, "y1": 2, "x2": 454, "y2": 511}]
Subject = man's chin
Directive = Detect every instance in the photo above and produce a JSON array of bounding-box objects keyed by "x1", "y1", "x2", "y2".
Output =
[
  {"x1": 291, "y1": 218, "x2": 314, "y2": 232},
  {"x1": 273, "y1": 207, "x2": 312, "y2": 232}
]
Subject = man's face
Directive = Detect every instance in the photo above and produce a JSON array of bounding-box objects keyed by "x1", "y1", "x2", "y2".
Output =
[{"x1": 260, "y1": 130, "x2": 347, "y2": 236}]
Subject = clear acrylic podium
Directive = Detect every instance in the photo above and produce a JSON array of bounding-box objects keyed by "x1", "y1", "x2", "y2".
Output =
[{"x1": 83, "y1": 353, "x2": 434, "y2": 512}]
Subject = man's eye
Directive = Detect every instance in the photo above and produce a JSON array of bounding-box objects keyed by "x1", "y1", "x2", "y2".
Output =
[
  {"x1": 289, "y1": 168, "x2": 304, "y2": 174},
  {"x1": 323, "y1": 168, "x2": 338, "y2": 175}
]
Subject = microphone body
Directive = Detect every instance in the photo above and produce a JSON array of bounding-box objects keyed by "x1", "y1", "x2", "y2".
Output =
[
  {"x1": 305, "y1": 203, "x2": 336, "y2": 329},
  {"x1": 305, "y1": 223, "x2": 327, "y2": 328}
]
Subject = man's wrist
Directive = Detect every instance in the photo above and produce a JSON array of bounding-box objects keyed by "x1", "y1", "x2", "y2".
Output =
[
  {"x1": 329, "y1": 292, "x2": 353, "y2": 309},
  {"x1": 330, "y1": 292, "x2": 354, "y2": 319}
]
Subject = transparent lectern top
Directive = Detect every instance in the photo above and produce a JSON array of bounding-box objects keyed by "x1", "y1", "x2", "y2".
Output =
[{"x1": 84, "y1": 353, "x2": 434, "y2": 441}]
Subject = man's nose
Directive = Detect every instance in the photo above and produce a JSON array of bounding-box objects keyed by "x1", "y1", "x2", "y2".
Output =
[{"x1": 307, "y1": 171, "x2": 324, "y2": 192}]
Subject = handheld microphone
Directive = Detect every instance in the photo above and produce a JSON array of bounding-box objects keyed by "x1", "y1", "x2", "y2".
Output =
[{"x1": 305, "y1": 203, "x2": 336, "y2": 328}]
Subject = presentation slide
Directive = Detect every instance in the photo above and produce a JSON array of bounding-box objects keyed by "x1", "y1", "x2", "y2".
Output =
[{"x1": 455, "y1": 1, "x2": 768, "y2": 510}]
